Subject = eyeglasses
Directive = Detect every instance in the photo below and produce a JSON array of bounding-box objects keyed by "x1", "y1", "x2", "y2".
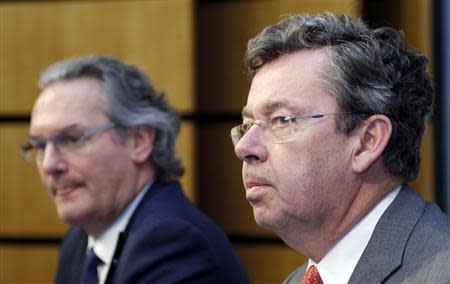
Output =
[
  {"x1": 230, "y1": 112, "x2": 356, "y2": 146},
  {"x1": 20, "y1": 122, "x2": 116, "y2": 163}
]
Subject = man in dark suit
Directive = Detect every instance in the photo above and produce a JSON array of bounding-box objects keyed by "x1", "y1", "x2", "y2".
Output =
[
  {"x1": 231, "y1": 13, "x2": 450, "y2": 283},
  {"x1": 22, "y1": 56, "x2": 249, "y2": 283}
]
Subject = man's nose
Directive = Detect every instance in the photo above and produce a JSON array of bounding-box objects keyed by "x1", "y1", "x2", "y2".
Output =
[
  {"x1": 234, "y1": 125, "x2": 268, "y2": 163},
  {"x1": 39, "y1": 142, "x2": 68, "y2": 175}
]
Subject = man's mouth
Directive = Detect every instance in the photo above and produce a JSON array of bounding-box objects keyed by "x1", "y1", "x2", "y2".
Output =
[
  {"x1": 245, "y1": 179, "x2": 271, "y2": 203},
  {"x1": 246, "y1": 181, "x2": 267, "y2": 189},
  {"x1": 52, "y1": 182, "x2": 84, "y2": 198}
]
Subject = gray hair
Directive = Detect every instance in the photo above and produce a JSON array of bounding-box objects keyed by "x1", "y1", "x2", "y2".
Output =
[
  {"x1": 39, "y1": 55, "x2": 184, "y2": 181},
  {"x1": 245, "y1": 12, "x2": 433, "y2": 182}
]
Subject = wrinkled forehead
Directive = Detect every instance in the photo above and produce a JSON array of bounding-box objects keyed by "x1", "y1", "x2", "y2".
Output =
[
  {"x1": 242, "y1": 97, "x2": 307, "y2": 118},
  {"x1": 30, "y1": 78, "x2": 108, "y2": 134},
  {"x1": 243, "y1": 49, "x2": 336, "y2": 119}
]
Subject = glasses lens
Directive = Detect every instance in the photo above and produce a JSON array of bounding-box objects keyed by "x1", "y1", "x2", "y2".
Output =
[
  {"x1": 20, "y1": 143, "x2": 39, "y2": 163},
  {"x1": 230, "y1": 125, "x2": 242, "y2": 146}
]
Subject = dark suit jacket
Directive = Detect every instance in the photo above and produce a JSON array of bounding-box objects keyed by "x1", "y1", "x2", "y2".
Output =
[
  {"x1": 283, "y1": 185, "x2": 450, "y2": 284},
  {"x1": 55, "y1": 180, "x2": 250, "y2": 284}
]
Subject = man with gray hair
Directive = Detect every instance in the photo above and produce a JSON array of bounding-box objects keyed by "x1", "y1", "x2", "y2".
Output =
[
  {"x1": 22, "y1": 55, "x2": 249, "y2": 284},
  {"x1": 231, "y1": 13, "x2": 450, "y2": 283}
]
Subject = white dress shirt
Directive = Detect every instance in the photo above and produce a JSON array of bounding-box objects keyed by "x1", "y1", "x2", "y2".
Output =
[
  {"x1": 307, "y1": 186, "x2": 401, "y2": 284},
  {"x1": 87, "y1": 180, "x2": 153, "y2": 284}
]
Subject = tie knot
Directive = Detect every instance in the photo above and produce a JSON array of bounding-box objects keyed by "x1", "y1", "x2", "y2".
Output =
[
  {"x1": 87, "y1": 249, "x2": 103, "y2": 265},
  {"x1": 301, "y1": 265, "x2": 323, "y2": 284}
]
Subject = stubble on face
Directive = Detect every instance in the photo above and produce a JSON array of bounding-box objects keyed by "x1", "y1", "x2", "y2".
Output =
[{"x1": 239, "y1": 49, "x2": 356, "y2": 242}]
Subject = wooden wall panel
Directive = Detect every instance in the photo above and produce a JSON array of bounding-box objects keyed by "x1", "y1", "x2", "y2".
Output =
[
  {"x1": 395, "y1": 0, "x2": 434, "y2": 202},
  {"x1": 0, "y1": 245, "x2": 59, "y2": 283},
  {"x1": 0, "y1": 0, "x2": 195, "y2": 201},
  {"x1": 0, "y1": 0, "x2": 195, "y2": 113},
  {"x1": 178, "y1": 121, "x2": 196, "y2": 201},
  {"x1": 1, "y1": 1, "x2": 196, "y2": 282},
  {"x1": 412, "y1": 124, "x2": 434, "y2": 201},
  {"x1": 198, "y1": 0, "x2": 361, "y2": 113},
  {"x1": 1, "y1": 0, "x2": 437, "y2": 282},
  {"x1": 234, "y1": 244, "x2": 307, "y2": 284},
  {"x1": 363, "y1": 0, "x2": 435, "y2": 201}
]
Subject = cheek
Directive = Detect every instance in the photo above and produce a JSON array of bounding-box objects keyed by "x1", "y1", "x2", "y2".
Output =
[
  {"x1": 36, "y1": 166, "x2": 54, "y2": 192},
  {"x1": 86, "y1": 155, "x2": 130, "y2": 185},
  {"x1": 271, "y1": 142, "x2": 332, "y2": 196},
  {"x1": 271, "y1": 144, "x2": 310, "y2": 181},
  {"x1": 72, "y1": 148, "x2": 130, "y2": 190},
  {"x1": 102, "y1": 152, "x2": 136, "y2": 188}
]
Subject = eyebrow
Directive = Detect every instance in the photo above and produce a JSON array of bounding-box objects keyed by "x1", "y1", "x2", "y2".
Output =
[
  {"x1": 241, "y1": 106, "x2": 251, "y2": 119},
  {"x1": 241, "y1": 98, "x2": 304, "y2": 119},
  {"x1": 28, "y1": 124, "x2": 80, "y2": 139}
]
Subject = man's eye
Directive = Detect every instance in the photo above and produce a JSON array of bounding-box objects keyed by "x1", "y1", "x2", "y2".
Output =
[
  {"x1": 31, "y1": 140, "x2": 47, "y2": 151},
  {"x1": 60, "y1": 135, "x2": 83, "y2": 146},
  {"x1": 272, "y1": 116, "x2": 294, "y2": 126},
  {"x1": 241, "y1": 122, "x2": 253, "y2": 133}
]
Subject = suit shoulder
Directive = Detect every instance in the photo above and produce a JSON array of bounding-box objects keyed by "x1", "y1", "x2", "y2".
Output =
[
  {"x1": 55, "y1": 228, "x2": 87, "y2": 284},
  {"x1": 117, "y1": 183, "x2": 249, "y2": 283}
]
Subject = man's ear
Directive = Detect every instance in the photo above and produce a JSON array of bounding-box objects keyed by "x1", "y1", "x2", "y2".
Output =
[
  {"x1": 130, "y1": 126, "x2": 155, "y2": 164},
  {"x1": 352, "y1": 115, "x2": 392, "y2": 173}
]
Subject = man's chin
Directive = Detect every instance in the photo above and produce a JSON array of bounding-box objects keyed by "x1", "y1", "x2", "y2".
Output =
[
  {"x1": 56, "y1": 206, "x2": 85, "y2": 227},
  {"x1": 253, "y1": 208, "x2": 276, "y2": 230}
]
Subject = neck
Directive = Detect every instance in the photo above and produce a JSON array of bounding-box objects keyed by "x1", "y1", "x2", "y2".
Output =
[
  {"x1": 84, "y1": 165, "x2": 156, "y2": 239},
  {"x1": 280, "y1": 175, "x2": 402, "y2": 262}
]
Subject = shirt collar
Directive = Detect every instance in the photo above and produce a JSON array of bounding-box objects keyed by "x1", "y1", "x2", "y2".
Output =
[
  {"x1": 87, "y1": 179, "x2": 154, "y2": 265},
  {"x1": 308, "y1": 186, "x2": 401, "y2": 284}
]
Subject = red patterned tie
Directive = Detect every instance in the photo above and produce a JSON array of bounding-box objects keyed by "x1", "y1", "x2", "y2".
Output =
[{"x1": 301, "y1": 265, "x2": 323, "y2": 284}]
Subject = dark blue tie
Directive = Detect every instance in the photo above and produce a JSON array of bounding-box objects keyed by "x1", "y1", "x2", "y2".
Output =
[{"x1": 82, "y1": 249, "x2": 103, "y2": 284}]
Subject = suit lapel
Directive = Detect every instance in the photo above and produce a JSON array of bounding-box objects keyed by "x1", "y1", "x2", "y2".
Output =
[
  {"x1": 103, "y1": 179, "x2": 166, "y2": 283},
  {"x1": 348, "y1": 185, "x2": 426, "y2": 283},
  {"x1": 74, "y1": 234, "x2": 89, "y2": 282},
  {"x1": 104, "y1": 232, "x2": 126, "y2": 284},
  {"x1": 55, "y1": 228, "x2": 88, "y2": 284},
  {"x1": 122, "y1": 179, "x2": 166, "y2": 233}
]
